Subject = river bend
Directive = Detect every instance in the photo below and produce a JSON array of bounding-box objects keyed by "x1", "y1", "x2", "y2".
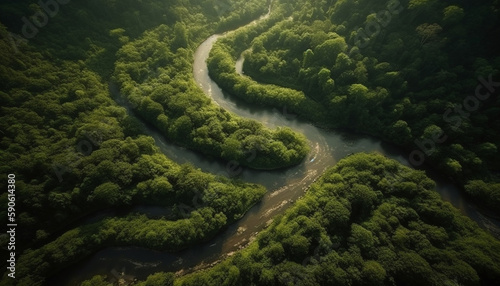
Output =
[{"x1": 56, "y1": 5, "x2": 500, "y2": 285}]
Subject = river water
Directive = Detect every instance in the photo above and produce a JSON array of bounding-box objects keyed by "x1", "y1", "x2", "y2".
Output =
[{"x1": 55, "y1": 7, "x2": 500, "y2": 286}]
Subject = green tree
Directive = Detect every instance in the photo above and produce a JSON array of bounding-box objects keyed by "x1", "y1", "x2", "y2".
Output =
[
  {"x1": 302, "y1": 49, "x2": 314, "y2": 68},
  {"x1": 394, "y1": 252, "x2": 435, "y2": 285},
  {"x1": 387, "y1": 120, "x2": 412, "y2": 145},
  {"x1": 144, "y1": 272, "x2": 174, "y2": 286},
  {"x1": 169, "y1": 115, "x2": 193, "y2": 140},
  {"x1": 81, "y1": 275, "x2": 112, "y2": 286},
  {"x1": 416, "y1": 23, "x2": 442, "y2": 45},
  {"x1": 222, "y1": 137, "x2": 243, "y2": 161},
  {"x1": 349, "y1": 224, "x2": 375, "y2": 254},
  {"x1": 314, "y1": 38, "x2": 348, "y2": 67},
  {"x1": 283, "y1": 234, "x2": 310, "y2": 261},
  {"x1": 362, "y1": 260, "x2": 386, "y2": 285},
  {"x1": 172, "y1": 22, "x2": 189, "y2": 50},
  {"x1": 88, "y1": 182, "x2": 122, "y2": 206},
  {"x1": 443, "y1": 5, "x2": 464, "y2": 25},
  {"x1": 323, "y1": 200, "x2": 350, "y2": 230}
]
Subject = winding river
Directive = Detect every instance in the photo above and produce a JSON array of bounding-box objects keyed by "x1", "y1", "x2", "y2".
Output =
[{"x1": 55, "y1": 5, "x2": 500, "y2": 285}]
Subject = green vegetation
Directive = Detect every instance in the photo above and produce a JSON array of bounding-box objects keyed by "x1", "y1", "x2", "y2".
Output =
[
  {"x1": 0, "y1": 18, "x2": 267, "y2": 285},
  {"x1": 112, "y1": 20, "x2": 309, "y2": 170},
  {"x1": 164, "y1": 153, "x2": 500, "y2": 286},
  {"x1": 0, "y1": 0, "x2": 308, "y2": 284},
  {"x1": 1, "y1": 0, "x2": 499, "y2": 285},
  {"x1": 0, "y1": 0, "x2": 267, "y2": 77},
  {"x1": 207, "y1": 0, "x2": 500, "y2": 212}
]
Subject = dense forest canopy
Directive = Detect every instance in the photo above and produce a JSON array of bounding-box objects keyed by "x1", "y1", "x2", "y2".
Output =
[
  {"x1": 208, "y1": 0, "x2": 500, "y2": 211},
  {"x1": 173, "y1": 153, "x2": 500, "y2": 286},
  {"x1": 0, "y1": 0, "x2": 499, "y2": 285},
  {"x1": 0, "y1": 0, "x2": 296, "y2": 284}
]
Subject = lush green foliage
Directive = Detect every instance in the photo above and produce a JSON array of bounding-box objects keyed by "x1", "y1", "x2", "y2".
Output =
[
  {"x1": 0, "y1": 0, "x2": 285, "y2": 284},
  {"x1": 2, "y1": 0, "x2": 499, "y2": 285},
  {"x1": 0, "y1": 21, "x2": 267, "y2": 284},
  {"x1": 207, "y1": 21, "x2": 326, "y2": 122},
  {"x1": 0, "y1": 0, "x2": 268, "y2": 77},
  {"x1": 172, "y1": 153, "x2": 500, "y2": 286},
  {"x1": 36, "y1": 0, "x2": 307, "y2": 170},
  {"x1": 207, "y1": 0, "x2": 500, "y2": 211},
  {"x1": 112, "y1": 21, "x2": 309, "y2": 170}
]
